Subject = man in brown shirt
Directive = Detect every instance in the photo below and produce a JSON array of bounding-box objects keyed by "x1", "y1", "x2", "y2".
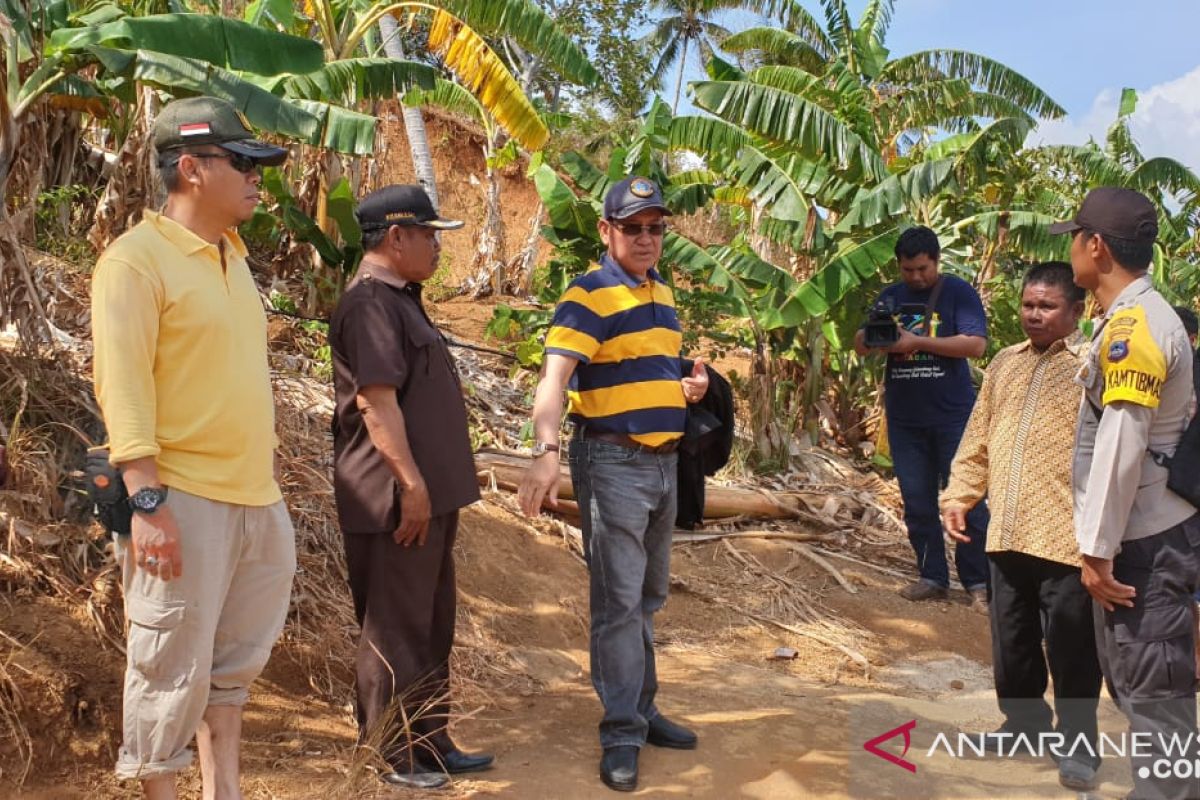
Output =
[
  {"x1": 942, "y1": 262, "x2": 1100, "y2": 792},
  {"x1": 329, "y1": 185, "x2": 490, "y2": 789}
]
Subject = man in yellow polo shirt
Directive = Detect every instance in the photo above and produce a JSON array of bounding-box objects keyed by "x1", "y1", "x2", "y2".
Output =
[
  {"x1": 91, "y1": 97, "x2": 296, "y2": 800},
  {"x1": 518, "y1": 176, "x2": 709, "y2": 792}
]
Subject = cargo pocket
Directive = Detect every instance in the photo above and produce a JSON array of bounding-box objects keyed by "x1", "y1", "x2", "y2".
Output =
[
  {"x1": 1112, "y1": 603, "x2": 1195, "y2": 701},
  {"x1": 125, "y1": 593, "x2": 188, "y2": 683}
]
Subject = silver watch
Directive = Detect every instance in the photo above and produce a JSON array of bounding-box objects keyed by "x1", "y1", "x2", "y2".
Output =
[{"x1": 531, "y1": 441, "x2": 560, "y2": 458}]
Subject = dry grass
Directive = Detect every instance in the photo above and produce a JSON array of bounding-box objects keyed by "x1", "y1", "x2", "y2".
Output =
[{"x1": 0, "y1": 259, "x2": 918, "y2": 793}]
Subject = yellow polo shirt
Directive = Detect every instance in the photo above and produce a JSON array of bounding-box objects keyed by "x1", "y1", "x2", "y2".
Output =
[{"x1": 91, "y1": 210, "x2": 280, "y2": 506}]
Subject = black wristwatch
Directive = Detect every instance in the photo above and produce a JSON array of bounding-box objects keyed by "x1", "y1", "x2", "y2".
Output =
[{"x1": 128, "y1": 486, "x2": 169, "y2": 515}]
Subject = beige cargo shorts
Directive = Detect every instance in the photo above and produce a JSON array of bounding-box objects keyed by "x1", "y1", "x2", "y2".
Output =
[{"x1": 114, "y1": 488, "x2": 296, "y2": 780}]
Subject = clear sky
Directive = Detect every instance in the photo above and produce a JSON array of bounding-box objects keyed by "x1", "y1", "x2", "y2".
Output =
[{"x1": 668, "y1": 0, "x2": 1200, "y2": 169}]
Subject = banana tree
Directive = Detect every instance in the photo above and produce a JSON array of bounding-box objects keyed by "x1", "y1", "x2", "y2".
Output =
[
  {"x1": 527, "y1": 98, "x2": 903, "y2": 459},
  {"x1": 291, "y1": 0, "x2": 597, "y2": 203},
  {"x1": 721, "y1": 0, "x2": 1065, "y2": 161},
  {"x1": 0, "y1": 5, "x2": 422, "y2": 340},
  {"x1": 402, "y1": 77, "x2": 521, "y2": 296}
]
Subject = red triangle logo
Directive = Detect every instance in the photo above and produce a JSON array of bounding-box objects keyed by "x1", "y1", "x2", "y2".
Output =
[{"x1": 863, "y1": 719, "x2": 918, "y2": 773}]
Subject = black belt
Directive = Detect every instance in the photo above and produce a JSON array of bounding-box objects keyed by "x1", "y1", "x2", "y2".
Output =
[{"x1": 579, "y1": 429, "x2": 680, "y2": 454}]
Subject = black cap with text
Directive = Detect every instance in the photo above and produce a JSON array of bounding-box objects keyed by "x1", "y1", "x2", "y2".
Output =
[{"x1": 356, "y1": 185, "x2": 464, "y2": 231}]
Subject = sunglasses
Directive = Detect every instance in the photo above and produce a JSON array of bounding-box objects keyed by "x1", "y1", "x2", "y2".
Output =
[
  {"x1": 610, "y1": 221, "x2": 668, "y2": 237},
  {"x1": 188, "y1": 152, "x2": 259, "y2": 174}
]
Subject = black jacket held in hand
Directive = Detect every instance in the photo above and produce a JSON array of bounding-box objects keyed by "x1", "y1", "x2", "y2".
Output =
[{"x1": 676, "y1": 362, "x2": 734, "y2": 530}]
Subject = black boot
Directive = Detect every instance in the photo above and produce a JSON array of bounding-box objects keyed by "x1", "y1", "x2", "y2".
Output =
[{"x1": 600, "y1": 745, "x2": 639, "y2": 792}]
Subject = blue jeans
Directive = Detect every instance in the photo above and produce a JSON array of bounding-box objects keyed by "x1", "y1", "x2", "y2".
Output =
[
  {"x1": 568, "y1": 437, "x2": 677, "y2": 750},
  {"x1": 888, "y1": 419, "x2": 990, "y2": 590}
]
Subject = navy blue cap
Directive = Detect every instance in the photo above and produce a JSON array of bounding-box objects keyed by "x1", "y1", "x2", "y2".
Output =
[{"x1": 603, "y1": 176, "x2": 672, "y2": 220}]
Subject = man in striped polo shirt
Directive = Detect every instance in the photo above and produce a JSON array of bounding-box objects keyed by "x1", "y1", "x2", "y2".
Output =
[{"x1": 519, "y1": 176, "x2": 709, "y2": 792}]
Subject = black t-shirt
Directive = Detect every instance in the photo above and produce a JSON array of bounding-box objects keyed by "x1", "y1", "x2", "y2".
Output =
[{"x1": 329, "y1": 269, "x2": 480, "y2": 533}]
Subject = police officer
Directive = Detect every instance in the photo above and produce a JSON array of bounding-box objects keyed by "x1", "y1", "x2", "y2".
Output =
[{"x1": 1052, "y1": 187, "x2": 1199, "y2": 800}]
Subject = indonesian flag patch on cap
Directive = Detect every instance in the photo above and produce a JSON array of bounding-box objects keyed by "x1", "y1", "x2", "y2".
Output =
[{"x1": 179, "y1": 122, "x2": 212, "y2": 137}]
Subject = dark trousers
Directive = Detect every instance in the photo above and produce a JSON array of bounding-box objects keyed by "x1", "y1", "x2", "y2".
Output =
[
  {"x1": 989, "y1": 551, "x2": 1101, "y2": 767},
  {"x1": 1094, "y1": 516, "x2": 1200, "y2": 800},
  {"x1": 888, "y1": 419, "x2": 990, "y2": 589},
  {"x1": 343, "y1": 511, "x2": 459, "y2": 771}
]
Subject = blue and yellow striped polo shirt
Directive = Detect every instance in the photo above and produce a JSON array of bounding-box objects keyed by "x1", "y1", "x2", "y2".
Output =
[{"x1": 544, "y1": 254, "x2": 685, "y2": 447}]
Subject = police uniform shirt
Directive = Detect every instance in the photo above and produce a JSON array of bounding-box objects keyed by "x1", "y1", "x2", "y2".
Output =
[{"x1": 1073, "y1": 275, "x2": 1196, "y2": 559}]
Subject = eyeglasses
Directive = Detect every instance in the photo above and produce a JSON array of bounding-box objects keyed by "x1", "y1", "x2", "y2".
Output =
[
  {"x1": 188, "y1": 152, "x2": 259, "y2": 174},
  {"x1": 611, "y1": 221, "x2": 668, "y2": 237}
]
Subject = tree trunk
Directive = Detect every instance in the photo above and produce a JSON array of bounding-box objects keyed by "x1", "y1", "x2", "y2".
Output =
[
  {"x1": 511, "y1": 200, "x2": 543, "y2": 296},
  {"x1": 474, "y1": 450, "x2": 831, "y2": 521},
  {"x1": 974, "y1": 212, "x2": 1009, "y2": 304},
  {"x1": 378, "y1": 14, "x2": 440, "y2": 209},
  {"x1": 467, "y1": 133, "x2": 507, "y2": 298},
  {"x1": 89, "y1": 87, "x2": 159, "y2": 252},
  {"x1": 672, "y1": 37, "x2": 689, "y2": 115},
  {"x1": 0, "y1": 87, "x2": 52, "y2": 345}
]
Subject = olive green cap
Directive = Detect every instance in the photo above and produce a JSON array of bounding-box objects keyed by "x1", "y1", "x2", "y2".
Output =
[{"x1": 152, "y1": 96, "x2": 289, "y2": 166}]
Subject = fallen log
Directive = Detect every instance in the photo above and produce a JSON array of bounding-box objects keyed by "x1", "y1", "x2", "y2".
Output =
[{"x1": 474, "y1": 449, "x2": 833, "y2": 522}]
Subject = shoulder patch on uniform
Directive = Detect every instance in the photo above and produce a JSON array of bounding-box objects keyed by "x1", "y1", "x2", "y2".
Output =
[{"x1": 1100, "y1": 305, "x2": 1166, "y2": 408}]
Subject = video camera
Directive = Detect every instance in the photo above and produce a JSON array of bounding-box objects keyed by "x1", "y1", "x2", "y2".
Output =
[{"x1": 863, "y1": 297, "x2": 900, "y2": 348}]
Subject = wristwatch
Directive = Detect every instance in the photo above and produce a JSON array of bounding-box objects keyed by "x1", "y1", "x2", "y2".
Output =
[
  {"x1": 530, "y1": 442, "x2": 560, "y2": 458},
  {"x1": 128, "y1": 486, "x2": 169, "y2": 515}
]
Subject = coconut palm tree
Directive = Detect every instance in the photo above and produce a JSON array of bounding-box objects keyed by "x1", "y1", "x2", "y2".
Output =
[{"x1": 644, "y1": 0, "x2": 755, "y2": 114}]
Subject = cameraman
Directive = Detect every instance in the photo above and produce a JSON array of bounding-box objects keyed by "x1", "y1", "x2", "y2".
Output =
[{"x1": 854, "y1": 226, "x2": 990, "y2": 609}]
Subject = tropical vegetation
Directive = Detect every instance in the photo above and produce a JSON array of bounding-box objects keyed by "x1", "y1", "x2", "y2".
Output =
[{"x1": 1, "y1": 0, "x2": 1197, "y2": 467}]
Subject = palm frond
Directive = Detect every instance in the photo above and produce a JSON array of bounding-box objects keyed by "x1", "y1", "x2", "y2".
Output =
[
  {"x1": 783, "y1": 230, "x2": 900, "y2": 319},
  {"x1": 881, "y1": 49, "x2": 1065, "y2": 120},
  {"x1": 690, "y1": 79, "x2": 887, "y2": 182},
  {"x1": 426, "y1": 9, "x2": 547, "y2": 150},
  {"x1": 1127, "y1": 157, "x2": 1200, "y2": 203},
  {"x1": 281, "y1": 58, "x2": 436, "y2": 103},
  {"x1": 857, "y1": 0, "x2": 895, "y2": 47},
  {"x1": 438, "y1": 0, "x2": 599, "y2": 87},
  {"x1": 819, "y1": 0, "x2": 854, "y2": 56},
  {"x1": 743, "y1": 0, "x2": 833, "y2": 57},
  {"x1": 837, "y1": 157, "x2": 958, "y2": 230},
  {"x1": 47, "y1": 12, "x2": 323, "y2": 75},
  {"x1": 720, "y1": 27, "x2": 828, "y2": 74},
  {"x1": 402, "y1": 76, "x2": 484, "y2": 125}
]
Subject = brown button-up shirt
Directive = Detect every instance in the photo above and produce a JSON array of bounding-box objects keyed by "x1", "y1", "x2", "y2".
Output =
[
  {"x1": 943, "y1": 337, "x2": 1084, "y2": 566},
  {"x1": 329, "y1": 266, "x2": 480, "y2": 533}
]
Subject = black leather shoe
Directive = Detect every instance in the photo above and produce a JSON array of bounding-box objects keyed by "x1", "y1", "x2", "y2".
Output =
[
  {"x1": 423, "y1": 748, "x2": 495, "y2": 774},
  {"x1": 600, "y1": 745, "x2": 638, "y2": 792},
  {"x1": 380, "y1": 769, "x2": 449, "y2": 789},
  {"x1": 647, "y1": 715, "x2": 698, "y2": 749}
]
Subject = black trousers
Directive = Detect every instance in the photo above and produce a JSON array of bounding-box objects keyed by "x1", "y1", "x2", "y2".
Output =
[
  {"x1": 1094, "y1": 516, "x2": 1200, "y2": 800},
  {"x1": 989, "y1": 550, "x2": 1102, "y2": 767},
  {"x1": 343, "y1": 511, "x2": 459, "y2": 771}
]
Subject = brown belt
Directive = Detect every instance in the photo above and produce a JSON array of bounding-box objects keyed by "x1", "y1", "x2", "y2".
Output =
[{"x1": 580, "y1": 429, "x2": 680, "y2": 454}]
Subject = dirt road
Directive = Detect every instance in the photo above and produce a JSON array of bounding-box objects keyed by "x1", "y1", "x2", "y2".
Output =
[{"x1": 9, "y1": 502, "x2": 1135, "y2": 799}]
